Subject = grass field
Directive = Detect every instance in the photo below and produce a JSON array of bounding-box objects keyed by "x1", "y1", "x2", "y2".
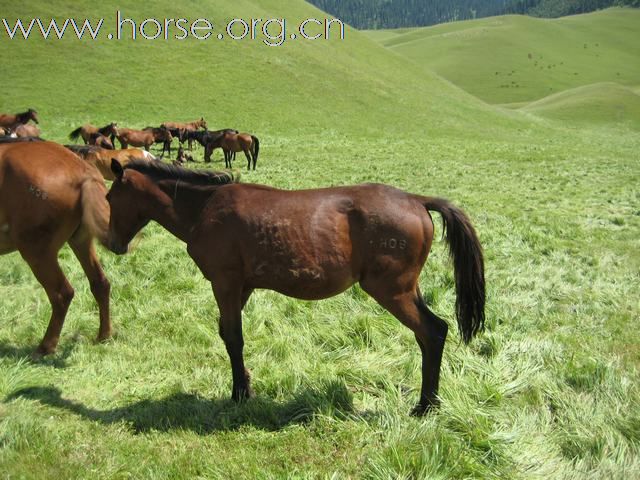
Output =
[{"x1": 1, "y1": 1, "x2": 639, "y2": 478}]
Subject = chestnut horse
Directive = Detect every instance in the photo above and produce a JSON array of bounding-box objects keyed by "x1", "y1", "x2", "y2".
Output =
[
  {"x1": 106, "y1": 160, "x2": 485, "y2": 415},
  {"x1": 0, "y1": 141, "x2": 113, "y2": 355},
  {"x1": 116, "y1": 127, "x2": 172, "y2": 156},
  {"x1": 0, "y1": 109, "x2": 39, "y2": 130},
  {"x1": 206, "y1": 132, "x2": 260, "y2": 170},
  {"x1": 14, "y1": 124, "x2": 41, "y2": 138},
  {"x1": 69, "y1": 123, "x2": 118, "y2": 146},
  {"x1": 66, "y1": 145, "x2": 157, "y2": 180}
]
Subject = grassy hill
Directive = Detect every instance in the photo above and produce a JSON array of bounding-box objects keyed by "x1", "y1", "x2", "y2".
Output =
[
  {"x1": 522, "y1": 81, "x2": 640, "y2": 128},
  {"x1": 366, "y1": 8, "x2": 640, "y2": 106},
  {"x1": 1, "y1": 1, "x2": 639, "y2": 479},
  {"x1": 1, "y1": 0, "x2": 525, "y2": 141}
]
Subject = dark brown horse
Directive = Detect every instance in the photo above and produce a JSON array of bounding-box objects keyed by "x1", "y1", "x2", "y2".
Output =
[
  {"x1": 0, "y1": 109, "x2": 39, "y2": 130},
  {"x1": 69, "y1": 123, "x2": 118, "y2": 146},
  {"x1": 0, "y1": 141, "x2": 113, "y2": 355},
  {"x1": 116, "y1": 127, "x2": 172, "y2": 156},
  {"x1": 106, "y1": 160, "x2": 485, "y2": 415},
  {"x1": 206, "y1": 132, "x2": 260, "y2": 170}
]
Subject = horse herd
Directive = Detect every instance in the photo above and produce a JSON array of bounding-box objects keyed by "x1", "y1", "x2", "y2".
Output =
[
  {"x1": 0, "y1": 109, "x2": 260, "y2": 171},
  {"x1": 0, "y1": 108, "x2": 485, "y2": 416}
]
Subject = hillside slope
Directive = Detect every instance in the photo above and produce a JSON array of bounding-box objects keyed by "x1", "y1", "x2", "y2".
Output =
[
  {"x1": 0, "y1": 0, "x2": 526, "y2": 141},
  {"x1": 522, "y1": 82, "x2": 640, "y2": 129},
  {"x1": 365, "y1": 8, "x2": 640, "y2": 105}
]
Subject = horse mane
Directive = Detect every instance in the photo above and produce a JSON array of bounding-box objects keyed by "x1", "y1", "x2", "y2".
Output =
[
  {"x1": 124, "y1": 160, "x2": 238, "y2": 186},
  {"x1": 65, "y1": 144, "x2": 102, "y2": 155},
  {"x1": 97, "y1": 123, "x2": 116, "y2": 134}
]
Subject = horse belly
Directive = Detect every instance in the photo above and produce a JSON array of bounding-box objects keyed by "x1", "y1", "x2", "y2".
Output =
[
  {"x1": 0, "y1": 210, "x2": 16, "y2": 254},
  {"x1": 245, "y1": 217, "x2": 355, "y2": 300}
]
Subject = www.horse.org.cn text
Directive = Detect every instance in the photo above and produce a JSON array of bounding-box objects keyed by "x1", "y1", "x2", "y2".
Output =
[{"x1": 0, "y1": 11, "x2": 346, "y2": 47}]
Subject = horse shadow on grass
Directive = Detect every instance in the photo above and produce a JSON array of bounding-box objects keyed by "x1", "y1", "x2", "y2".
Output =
[
  {"x1": 6, "y1": 380, "x2": 354, "y2": 434},
  {"x1": 0, "y1": 334, "x2": 82, "y2": 369}
]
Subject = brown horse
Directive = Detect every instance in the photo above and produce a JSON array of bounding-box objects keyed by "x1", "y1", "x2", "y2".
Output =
[
  {"x1": 0, "y1": 141, "x2": 114, "y2": 355},
  {"x1": 116, "y1": 127, "x2": 172, "y2": 155},
  {"x1": 161, "y1": 118, "x2": 207, "y2": 150},
  {"x1": 69, "y1": 123, "x2": 118, "y2": 146},
  {"x1": 206, "y1": 132, "x2": 260, "y2": 170},
  {"x1": 14, "y1": 124, "x2": 41, "y2": 138},
  {"x1": 106, "y1": 160, "x2": 485, "y2": 415},
  {"x1": 66, "y1": 145, "x2": 157, "y2": 180},
  {"x1": 0, "y1": 109, "x2": 39, "y2": 130}
]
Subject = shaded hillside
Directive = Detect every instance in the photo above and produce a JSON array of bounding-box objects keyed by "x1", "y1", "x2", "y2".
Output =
[{"x1": 307, "y1": 0, "x2": 639, "y2": 29}]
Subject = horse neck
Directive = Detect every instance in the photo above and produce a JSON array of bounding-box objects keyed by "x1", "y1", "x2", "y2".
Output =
[{"x1": 152, "y1": 180, "x2": 215, "y2": 242}]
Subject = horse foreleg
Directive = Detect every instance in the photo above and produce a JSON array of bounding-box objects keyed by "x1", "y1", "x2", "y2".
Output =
[
  {"x1": 69, "y1": 230, "x2": 111, "y2": 343},
  {"x1": 21, "y1": 248, "x2": 75, "y2": 356},
  {"x1": 361, "y1": 283, "x2": 447, "y2": 416},
  {"x1": 212, "y1": 281, "x2": 254, "y2": 402},
  {"x1": 204, "y1": 144, "x2": 212, "y2": 163}
]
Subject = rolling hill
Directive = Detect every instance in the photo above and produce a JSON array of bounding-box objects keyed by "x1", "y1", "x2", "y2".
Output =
[
  {"x1": 365, "y1": 8, "x2": 640, "y2": 106},
  {"x1": 522, "y1": 81, "x2": 640, "y2": 128}
]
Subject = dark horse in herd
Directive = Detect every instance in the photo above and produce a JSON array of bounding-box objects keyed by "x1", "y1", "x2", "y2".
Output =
[
  {"x1": 106, "y1": 159, "x2": 485, "y2": 414},
  {"x1": 0, "y1": 137, "x2": 485, "y2": 415}
]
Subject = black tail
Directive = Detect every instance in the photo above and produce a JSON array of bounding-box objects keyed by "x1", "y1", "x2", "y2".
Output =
[
  {"x1": 69, "y1": 127, "x2": 82, "y2": 141},
  {"x1": 251, "y1": 136, "x2": 260, "y2": 164},
  {"x1": 422, "y1": 197, "x2": 485, "y2": 344}
]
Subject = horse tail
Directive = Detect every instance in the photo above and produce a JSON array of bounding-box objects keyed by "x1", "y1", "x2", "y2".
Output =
[
  {"x1": 421, "y1": 197, "x2": 485, "y2": 344},
  {"x1": 69, "y1": 127, "x2": 82, "y2": 141},
  {"x1": 251, "y1": 135, "x2": 260, "y2": 162},
  {"x1": 80, "y1": 176, "x2": 110, "y2": 248}
]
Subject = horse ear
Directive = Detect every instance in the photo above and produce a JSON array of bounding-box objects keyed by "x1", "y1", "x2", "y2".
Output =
[{"x1": 111, "y1": 159, "x2": 124, "y2": 180}]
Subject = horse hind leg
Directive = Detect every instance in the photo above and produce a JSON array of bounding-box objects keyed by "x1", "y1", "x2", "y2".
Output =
[
  {"x1": 361, "y1": 281, "x2": 448, "y2": 415},
  {"x1": 69, "y1": 228, "x2": 111, "y2": 343},
  {"x1": 20, "y1": 247, "x2": 75, "y2": 356},
  {"x1": 243, "y1": 149, "x2": 252, "y2": 171}
]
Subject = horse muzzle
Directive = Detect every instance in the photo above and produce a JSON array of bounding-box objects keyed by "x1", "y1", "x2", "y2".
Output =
[{"x1": 108, "y1": 239, "x2": 129, "y2": 255}]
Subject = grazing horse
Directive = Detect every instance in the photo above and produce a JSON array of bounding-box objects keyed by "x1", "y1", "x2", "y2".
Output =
[
  {"x1": 66, "y1": 145, "x2": 157, "y2": 181},
  {"x1": 106, "y1": 160, "x2": 485, "y2": 415},
  {"x1": 69, "y1": 123, "x2": 118, "y2": 146},
  {"x1": 0, "y1": 109, "x2": 39, "y2": 130},
  {"x1": 161, "y1": 118, "x2": 207, "y2": 150},
  {"x1": 207, "y1": 132, "x2": 260, "y2": 170},
  {"x1": 14, "y1": 124, "x2": 41, "y2": 138},
  {"x1": 0, "y1": 141, "x2": 114, "y2": 355},
  {"x1": 116, "y1": 127, "x2": 172, "y2": 156}
]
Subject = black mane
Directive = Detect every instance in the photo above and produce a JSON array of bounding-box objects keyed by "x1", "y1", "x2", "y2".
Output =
[{"x1": 124, "y1": 160, "x2": 238, "y2": 186}]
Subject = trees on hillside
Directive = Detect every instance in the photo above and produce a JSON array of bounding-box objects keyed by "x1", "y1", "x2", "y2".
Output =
[{"x1": 308, "y1": 0, "x2": 639, "y2": 29}]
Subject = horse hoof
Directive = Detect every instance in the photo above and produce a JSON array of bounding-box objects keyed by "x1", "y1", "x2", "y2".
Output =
[
  {"x1": 410, "y1": 400, "x2": 439, "y2": 417},
  {"x1": 32, "y1": 345, "x2": 54, "y2": 360},
  {"x1": 232, "y1": 387, "x2": 255, "y2": 403},
  {"x1": 96, "y1": 333, "x2": 112, "y2": 344}
]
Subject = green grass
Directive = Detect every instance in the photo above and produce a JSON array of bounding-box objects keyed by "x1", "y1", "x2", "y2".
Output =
[
  {"x1": 365, "y1": 8, "x2": 640, "y2": 106},
  {"x1": 1, "y1": 1, "x2": 639, "y2": 478}
]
